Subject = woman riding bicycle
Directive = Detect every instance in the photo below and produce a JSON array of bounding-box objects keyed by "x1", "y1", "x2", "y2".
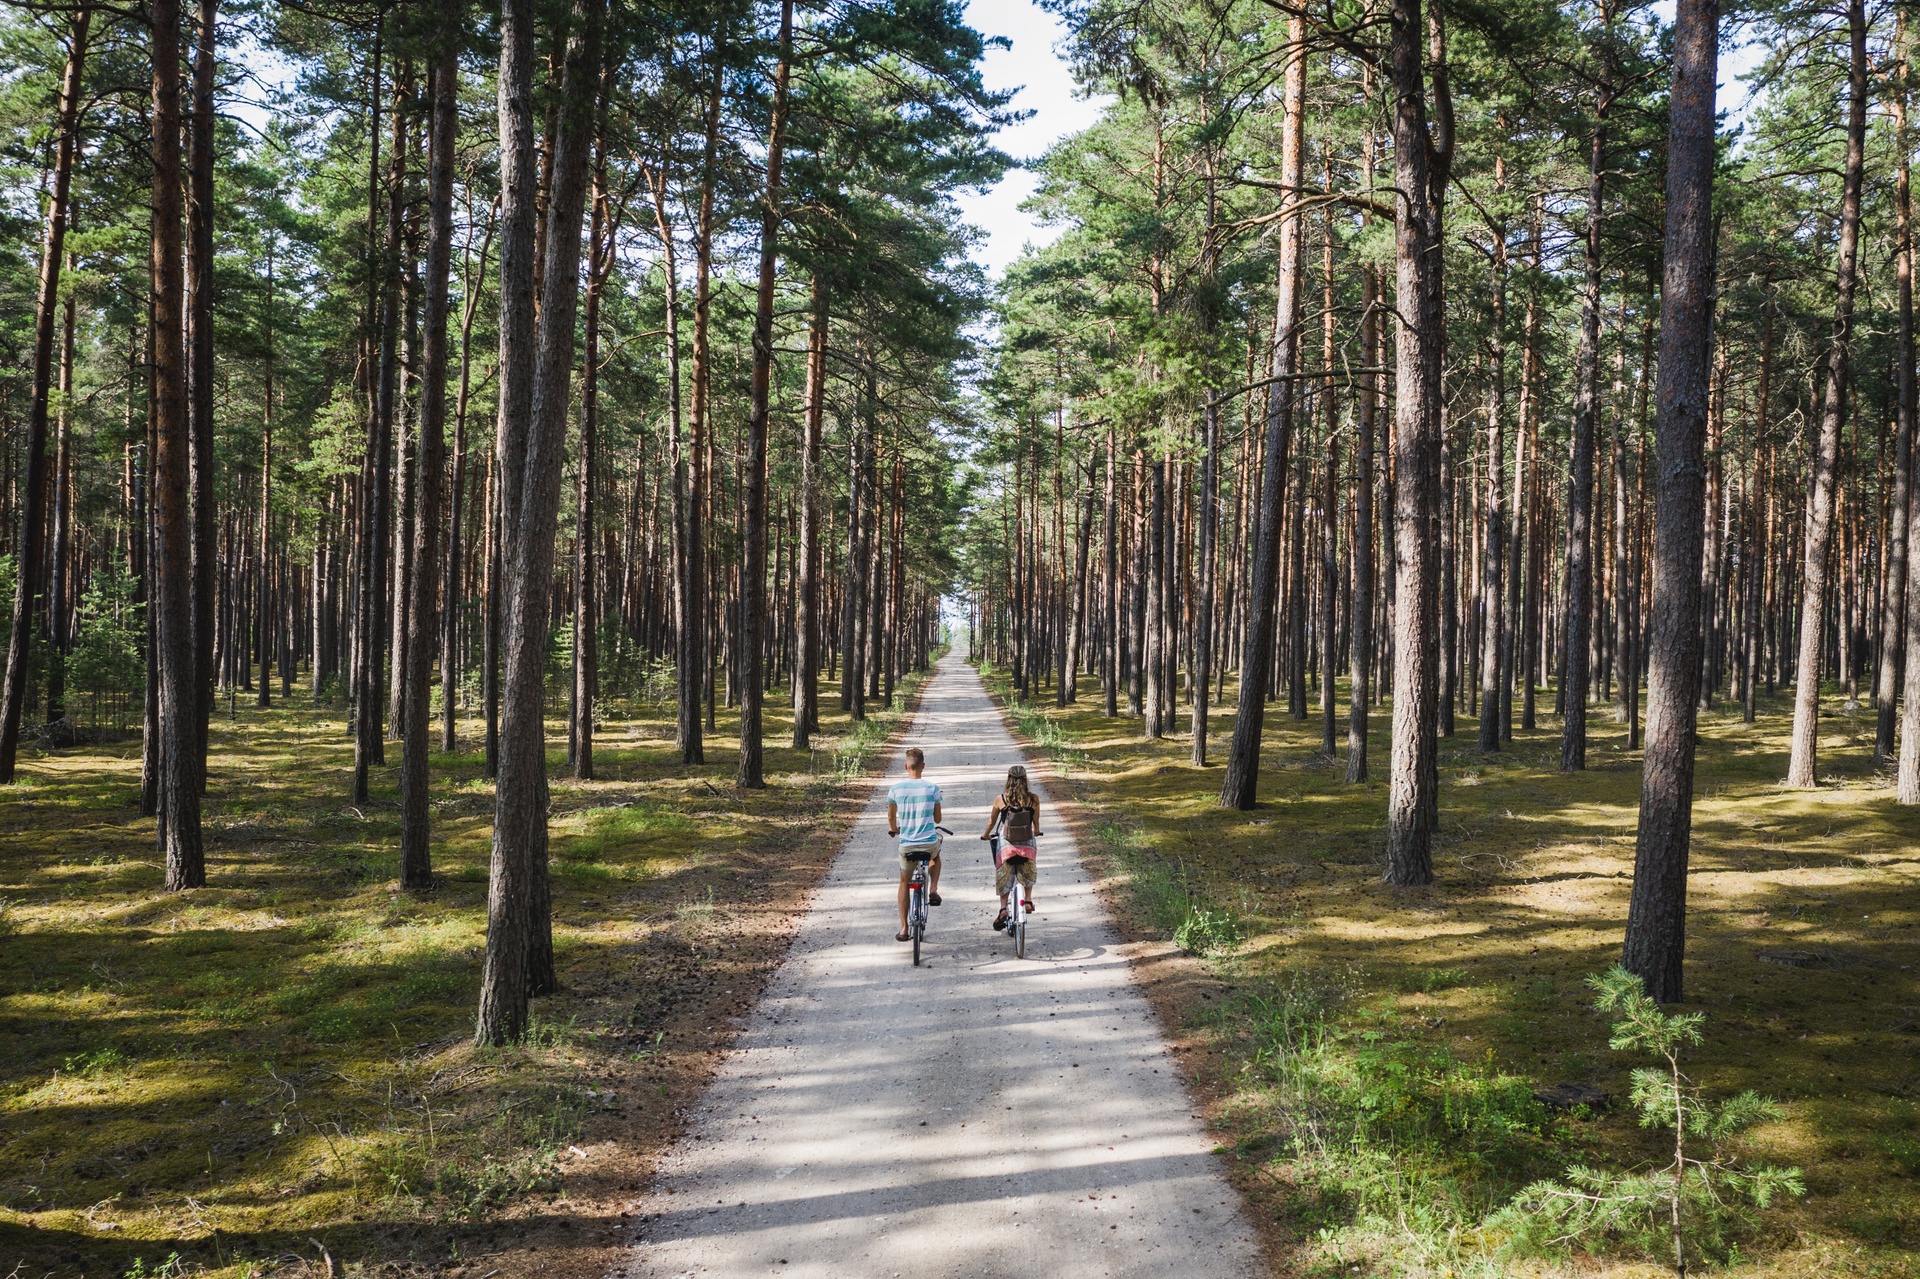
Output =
[{"x1": 980, "y1": 764, "x2": 1041, "y2": 932}]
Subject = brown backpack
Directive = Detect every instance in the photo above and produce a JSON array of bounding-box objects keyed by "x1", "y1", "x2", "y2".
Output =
[{"x1": 999, "y1": 800, "x2": 1035, "y2": 844}]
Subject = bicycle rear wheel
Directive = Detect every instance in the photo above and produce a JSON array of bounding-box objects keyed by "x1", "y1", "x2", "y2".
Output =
[
  {"x1": 912, "y1": 918, "x2": 923, "y2": 966},
  {"x1": 1013, "y1": 916, "x2": 1026, "y2": 958}
]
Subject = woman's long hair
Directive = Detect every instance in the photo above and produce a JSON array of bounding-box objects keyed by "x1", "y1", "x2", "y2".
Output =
[{"x1": 1003, "y1": 764, "x2": 1034, "y2": 810}]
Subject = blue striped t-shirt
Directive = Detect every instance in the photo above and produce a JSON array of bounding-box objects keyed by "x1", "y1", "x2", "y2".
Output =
[{"x1": 888, "y1": 778, "x2": 941, "y2": 844}]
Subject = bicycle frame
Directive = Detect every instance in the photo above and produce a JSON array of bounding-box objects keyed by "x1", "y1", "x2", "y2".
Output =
[
  {"x1": 899, "y1": 826, "x2": 949, "y2": 968},
  {"x1": 992, "y1": 835, "x2": 1033, "y2": 958}
]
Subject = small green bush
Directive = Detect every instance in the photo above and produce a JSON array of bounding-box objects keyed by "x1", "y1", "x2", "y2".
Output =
[
  {"x1": 68, "y1": 565, "x2": 144, "y2": 699},
  {"x1": 1174, "y1": 902, "x2": 1242, "y2": 956}
]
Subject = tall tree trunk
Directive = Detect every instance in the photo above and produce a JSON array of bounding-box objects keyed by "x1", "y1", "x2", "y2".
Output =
[
  {"x1": 1438, "y1": 406, "x2": 1457, "y2": 737},
  {"x1": 1105, "y1": 426, "x2": 1120, "y2": 718},
  {"x1": 738, "y1": 0, "x2": 793, "y2": 788},
  {"x1": 792, "y1": 274, "x2": 826, "y2": 747},
  {"x1": 1348, "y1": 262, "x2": 1379, "y2": 780},
  {"x1": 9, "y1": 7, "x2": 91, "y2": 777},
  {"x1": 1320, "y1": 400, "x2": 1340, "y2": 757},
  {"x1": 1191, "y1": 146, "x2": 1220, "y2": 763},
  {"x1": 443, "y1": 202, "x2": 494, "y2": 752},
  {"x1": 1563, "y1": 5, "x2": 1612, "y2": 771},
  {"x1": 1219, "y1": 16, "x2": 1304, "y2": 809},
  {"x1": 1348, "y1": 94, "x2": 1380, "y2": 781},
  {"x1": 400, "y1": 44, "x2": 457, "y2": 892},
  {"x1": 573, "y1": 83, "x2": 610, "y2": 782},
  {"x1": 1511, "y1": 202, "x2": 1543, "y2": 739},
  {"x1": 151, "y1": 0, "x2": 204, "y2": 888},
  {"x1": 1383, "y1": 0, "x2": 1453, "y2": 883},
  {"x1": 650, "y1": 173, "x2": 690, "y2": 755},
  {"x1": 390, "y1": 164, "x2": 420, "y2": 737},
  {"x1": 1612, "y1": 312, "x2": 1648, "y2": 725},
  {"x1": 1478, "y1": 161, "x2": 1508, "y2": 753},
  {"x1": 1882, "y1": 15, "x2": 1915, "y2": 767},
  {"x1": 482, "y1": 429, "x2": 501, "y2": 776},
  {"x1": 1145, "y1": 454, "x2": 1166, "y2": 738},
  {"x1": 142, "y1": 306, "x2": 160, "y2": 814},
  {"x1": 681, "y1": 31, "x2": 725, "y2": 766},
  {"x1": 1787, "y1": 0, "x2": 1866, "y2": 788},
  {"x1": 355, "y1": 62, "x2": 407, "y2": 801},
  {"x1": 843, "y1": 361, "x2": 871, "y2": 718},
  {"x1": 46, "y1": 286, "x2": 76, "y2": 728},
  {"x1": 257, "y1": 259, "x2": 273, "y2": 710},
  {"x1": 476, "y1": 0, "x2": 602, "y2": 1045},
  {"x1": 1317, "y1": 193, "x2": 1339, "y2": 756},
  {"x1": 1621, "y1": 0, "x2": 1717, "y2": 1003},
  {"x1": 187, "y1": 0, "x2": 217, "y2": 790}
]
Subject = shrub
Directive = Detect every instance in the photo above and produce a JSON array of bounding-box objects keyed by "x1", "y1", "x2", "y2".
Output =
[{"x1": 68, "y1": 565, "x2": 144, "y2": 699}]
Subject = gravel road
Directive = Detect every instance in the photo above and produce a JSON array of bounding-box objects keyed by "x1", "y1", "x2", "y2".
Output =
[{"x1": 618, "y1": 657, "x2": 1264, "y2": 1279}]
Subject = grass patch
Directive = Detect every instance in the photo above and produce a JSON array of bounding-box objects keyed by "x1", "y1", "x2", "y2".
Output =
[
  {"x1": 991, "y1": 654, "x2": 1920, "y2": 1278},
  {"x1": 0, "y1": 653, "x2": 940, "y2": 1275}
]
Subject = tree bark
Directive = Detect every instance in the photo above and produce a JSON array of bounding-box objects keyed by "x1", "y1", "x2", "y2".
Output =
[
  {"x1": 792, "y1": 274, "x2": 827, "y2": 747},
  {"x1": 1622, "y1": 0, "x2": 1717, "y2": 1003},
  {"x1": 1563, "y1": 8, "x2": 1612, "y2": 771},
  {"x1": 400, "y1": 44, "x2": 457, "y2": 892},
  {"x1": 187, "y1": 0, "x2": 217, "y2": 789},
  {"x1": 47, "y1": 286, "x2": 76, "y2": 727},
  {"x1": 738, "y1": 0, "x2": 794, "y2": 788},
  {"x1": 443, "y1": 202, "x2": 494, "y2": 752},
  {"x1": 1219, "y1": 16, "x2": 1304, "y2": 809},
  {"x1": 476, "y1": 0, "x2": 602, "y2": 1045},
  {"x1": 1881, "y1": 16, "x2": 1914, "y2": 767},
  {"x1": 257, "y1": 263, "x2": 273, "y2": 710},
  {"x1": 1383, "y1": 0, "x2": 1452, "y2": 883},
  {"x1": 355, "y1": 61, "x2": 407, "y2": 802},
  {"x1": 1478, "y1": 161, "x2": 1508, "y2": 753},
  {"x1": 151, "y1": 0, "x2": 204, "y2": 888},
  {"x1": 1348, "y1": 93, "x2": 1380, "y2": 781},
  {"x1": 573, "y1": 82, "x2": 611, "y2": 782},
  {"x1": 681, "y1": 30, "x2": 725, "y2": 765},
  {"x1": 0, "y1": 0, "x2": 84, "y2": 777},
  {"x1": 1787, "y1": 0, "x2": 1865, "y2": 788}
]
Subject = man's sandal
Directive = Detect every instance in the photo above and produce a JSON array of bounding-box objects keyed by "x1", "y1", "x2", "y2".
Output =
[{"x1": 895, "y1": 930, "x2": 911, "y2": 942}]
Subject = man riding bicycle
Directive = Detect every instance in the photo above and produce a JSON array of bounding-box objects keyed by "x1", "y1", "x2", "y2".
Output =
[{"x1": 887, "y1": 747, "x2": 943, "y2": 942}]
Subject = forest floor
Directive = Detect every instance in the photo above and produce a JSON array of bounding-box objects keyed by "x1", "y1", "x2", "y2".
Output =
[
  {"x1": 987, "y1": 666, "x2": 1920, "y2": 1278},
  {"x1": 0, "y1": 661, "x2": 935, "y2": 1279}
]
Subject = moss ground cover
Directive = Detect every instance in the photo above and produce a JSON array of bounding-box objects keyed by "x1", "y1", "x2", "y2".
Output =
[
  {"x1": 0, "y1": 663, "x2": 934, "y2": 1278},
  {"x1": 986, "y1": 662, "x2": 1920, "y2": 1277}
]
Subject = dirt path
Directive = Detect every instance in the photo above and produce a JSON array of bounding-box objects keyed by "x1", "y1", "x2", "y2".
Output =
[{"x1": 618, "y1": 658, "x2": 1263, "y2": 1279}]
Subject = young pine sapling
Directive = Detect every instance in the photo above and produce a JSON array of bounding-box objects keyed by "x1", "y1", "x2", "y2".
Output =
[{"x1": 1489, "y1": 966, "x2": 1802, "y2": 1274}]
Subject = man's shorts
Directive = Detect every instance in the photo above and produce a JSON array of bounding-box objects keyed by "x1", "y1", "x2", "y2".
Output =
[
  {"x1": 995, "y1": 851, "x2": 1036, "y2": 895},
  {"x1": 899, "y1": 834, "x2": 942, "y2": 874}
]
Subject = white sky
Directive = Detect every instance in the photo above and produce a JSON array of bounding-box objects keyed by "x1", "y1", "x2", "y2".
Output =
[
  {"x1": 955, "y1": 0, "x2": 1112, "y2": 280},
  {"x1": 953, "y1": 1, "x2": 1771, "y2": 283}
]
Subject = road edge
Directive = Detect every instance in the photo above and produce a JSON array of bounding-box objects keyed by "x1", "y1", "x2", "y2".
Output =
[{"x1": 969, "y1": 662, "x2": 1299, "y2": 1277}]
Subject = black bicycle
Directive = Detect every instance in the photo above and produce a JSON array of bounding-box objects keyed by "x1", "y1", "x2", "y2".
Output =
[{"x1": 899, "y1": 826, "x2": 953, "y2": 967}]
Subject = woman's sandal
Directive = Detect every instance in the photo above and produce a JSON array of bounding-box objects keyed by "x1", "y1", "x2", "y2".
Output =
[{"x1": 992, "y1": 910, "x2": 1009, "y2": 932}]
